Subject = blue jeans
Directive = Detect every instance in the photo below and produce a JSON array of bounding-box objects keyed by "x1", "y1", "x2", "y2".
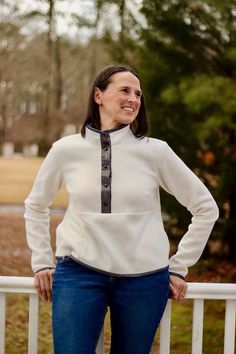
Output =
[{"x1": 52, "y1": 257, "x2": 169, "y2": 354}]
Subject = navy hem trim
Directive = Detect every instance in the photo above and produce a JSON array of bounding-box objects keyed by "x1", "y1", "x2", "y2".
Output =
[
  {"x1": 56, "y1": 255, "x2": 169, "y2": 278},
  {"x1": 169, "y1": 271, "x2": 185, "y2": 280},
  {"x1": 34, "y1": 266, "x2": 55, "y2": 274}
]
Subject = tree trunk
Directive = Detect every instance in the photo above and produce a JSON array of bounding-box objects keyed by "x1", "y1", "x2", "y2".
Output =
[
  {"x1": 224, "y1": 188, "x2": 236, "y2": 262},
  {"x1": 0, "y1": 83, "x2": 7, "y2": 143},
  {"x1": 55, "y1": 36, "x2": 62, "y2": 110},
  {"x1": 117, "y1": 0, "x2": 126, "y2": 62},
  {"x1": 40, "y1": 0, "x2": 56, "y2": 155}
]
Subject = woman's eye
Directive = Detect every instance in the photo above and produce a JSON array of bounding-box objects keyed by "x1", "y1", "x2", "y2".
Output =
[{"x1": 120, "y1": 88, "x2": 142, "y2": 98}]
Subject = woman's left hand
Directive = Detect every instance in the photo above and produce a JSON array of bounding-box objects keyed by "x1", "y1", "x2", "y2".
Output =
[{"x1": 169, "y1": 274, "x2": 187, "y2": 301}]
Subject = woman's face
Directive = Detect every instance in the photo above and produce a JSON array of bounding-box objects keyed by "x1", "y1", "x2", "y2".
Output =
[{"x1": 94, "y1": 71, "x2": 142, "y2": 130}]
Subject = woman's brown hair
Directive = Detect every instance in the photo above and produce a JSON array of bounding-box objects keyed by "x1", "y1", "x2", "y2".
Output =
[{"x1": 80, "y1": 64, "x2": 148, "y2": 138}]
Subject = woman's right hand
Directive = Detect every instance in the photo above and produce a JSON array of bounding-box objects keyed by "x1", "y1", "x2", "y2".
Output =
[{"x1": 34, "y1": 268, "x2": 55, "y2": 302}]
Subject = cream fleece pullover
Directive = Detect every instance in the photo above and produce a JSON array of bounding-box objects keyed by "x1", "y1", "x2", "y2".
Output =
[{"x1": 24, "y1": 124, "x2": 219, "y2": 277}]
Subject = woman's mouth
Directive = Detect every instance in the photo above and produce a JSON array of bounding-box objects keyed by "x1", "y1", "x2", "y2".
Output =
[{"x1": 122, "y1": 106, "x2": 134, "y2": 112}]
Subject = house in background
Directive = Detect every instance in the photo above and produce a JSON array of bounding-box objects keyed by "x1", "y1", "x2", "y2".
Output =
[
  {"x1": 2, "y1": 115, "x2": 42, "y2": 157},
  {"x1": 1, "y1": 112, "x2": 79, "y2": 158}
]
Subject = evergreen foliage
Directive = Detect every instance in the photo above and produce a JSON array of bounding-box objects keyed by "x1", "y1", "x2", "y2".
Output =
[
  {"x1": 134, "y1": 0, "x2": 236, "y2": 258},
  {"x1": 1, "y1": 0, "x2": 235, "y2": 259}
]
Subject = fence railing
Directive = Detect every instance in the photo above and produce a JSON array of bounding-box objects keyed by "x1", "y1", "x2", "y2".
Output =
[{"x1": 0, "y1": 276, "x2": 235, "y2": 354}]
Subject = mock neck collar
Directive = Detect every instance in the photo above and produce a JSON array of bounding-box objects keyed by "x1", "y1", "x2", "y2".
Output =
[{"x1": 85, "y1": 123, "x2": 133, "y2": 144}]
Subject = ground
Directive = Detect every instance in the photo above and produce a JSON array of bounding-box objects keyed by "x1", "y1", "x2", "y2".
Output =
[{"x1": 0, "y1": 212, "x2": 235, "y2": 354}]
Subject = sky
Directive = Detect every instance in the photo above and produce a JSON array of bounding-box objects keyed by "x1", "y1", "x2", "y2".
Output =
[{"x1": 2, "y1": 0, "x2": 144, "y2": 43}]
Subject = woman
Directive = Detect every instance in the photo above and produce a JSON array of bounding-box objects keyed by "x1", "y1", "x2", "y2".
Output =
[{"x1": 25, "y1": 64, "x2": 219, "y2": 354}]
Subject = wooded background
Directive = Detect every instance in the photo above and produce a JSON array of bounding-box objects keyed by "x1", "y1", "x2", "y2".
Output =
[{"x1": 0, "y1": 0, "x2": 236, "y2": 261}]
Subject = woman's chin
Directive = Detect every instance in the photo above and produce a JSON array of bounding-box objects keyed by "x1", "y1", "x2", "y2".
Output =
[{"x1": 119, "y1": 115, "x2": 137, "y2": 125}]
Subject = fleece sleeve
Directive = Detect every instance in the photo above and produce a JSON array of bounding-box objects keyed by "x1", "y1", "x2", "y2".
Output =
[
  {"x1": 158, "y1": 142, "x2": 219, "y2": 278},
  {"x1": 24, "y1": 143, "x2": 63, "y2": 273}
]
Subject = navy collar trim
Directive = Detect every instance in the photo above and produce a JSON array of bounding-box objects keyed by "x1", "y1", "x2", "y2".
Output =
[{"x1": 86, "y1": 123, "x2": 128, "y2": 134}]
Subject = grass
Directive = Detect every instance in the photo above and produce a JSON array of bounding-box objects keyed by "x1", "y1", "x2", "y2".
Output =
[
  {"x1": 0, "y1": 157, "x2": 235, "y2": 353},
  {"x1": 3, "y1": 294, "x2": 227, "y2": 354},
  {"x1": 0, "y1": 157, "x2": 68, "y2": 206},
  {"x1": 169, "y1": 300, "x2": 226, "y2": 354},
  {"x1": 5, "y1": 294, "x2": 53, "y2": 354}
]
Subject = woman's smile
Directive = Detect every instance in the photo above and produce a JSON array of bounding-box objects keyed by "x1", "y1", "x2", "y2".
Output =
[{"x1": 94, "y1": 71, "x2": 142, "y2": 130}]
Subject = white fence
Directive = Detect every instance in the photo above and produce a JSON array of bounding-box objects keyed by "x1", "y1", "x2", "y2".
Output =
[{"x1": 0, "y1": 276, "x2": 235, "y2": 354}]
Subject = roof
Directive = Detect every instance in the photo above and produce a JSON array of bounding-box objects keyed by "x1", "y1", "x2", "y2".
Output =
[{"x1": 4, "y1": 115, "x2": 43, "y2": 143}]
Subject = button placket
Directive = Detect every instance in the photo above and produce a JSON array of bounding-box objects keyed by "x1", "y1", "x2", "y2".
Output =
[{"x1": 100, "y1": 133, "x2": 112, "y2": 213}]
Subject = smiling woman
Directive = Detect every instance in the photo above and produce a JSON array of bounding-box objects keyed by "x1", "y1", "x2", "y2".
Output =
[
  {"x1": 93, "y1": 71, "x2": 142, "y2": 130},
  {"x1": 24, "y1": 64, "x2": 219, "y2": 354},
  {"x1": 81, "y1": 65, "x2": 148, "y2": 138}
]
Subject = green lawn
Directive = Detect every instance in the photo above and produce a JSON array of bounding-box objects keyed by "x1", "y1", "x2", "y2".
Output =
[
  {"x1": 4, "y1": 294, "x2": 226, "y2": 354},
  {"x1": 0, "y1": 157, "x2": 68, "y2": 206}
]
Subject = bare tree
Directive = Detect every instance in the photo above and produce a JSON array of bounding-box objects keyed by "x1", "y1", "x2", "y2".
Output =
[{"x1": 0, "y1": 21, "x2": 24, "y2": 143}]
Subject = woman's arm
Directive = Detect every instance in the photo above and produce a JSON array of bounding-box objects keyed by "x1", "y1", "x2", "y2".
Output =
[
  {"x1": 158, "y1": 142, "x2": 219, "y2": 279},
  {"x1": 24, "y1": 143, "x2": 64, "y2": 274},
  {"x1": 24, "y1": 143, "x2": 64, "y2": 301}
]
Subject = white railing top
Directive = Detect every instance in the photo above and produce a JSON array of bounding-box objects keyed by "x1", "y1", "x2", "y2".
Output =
[
  {"x1": 0, "y1": 276, "x2": 236, "y2": 299},
  {"x1": 185, "y1": 282, "x2": 236, "y2": 300},
  {"x1": 0, "y1": 276, "x2": 36, "y2": 294}
]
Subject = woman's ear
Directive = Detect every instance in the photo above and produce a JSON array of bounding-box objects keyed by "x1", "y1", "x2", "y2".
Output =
[{"x1": 94, "y1": 87, "x2": 103, "y2": 105}]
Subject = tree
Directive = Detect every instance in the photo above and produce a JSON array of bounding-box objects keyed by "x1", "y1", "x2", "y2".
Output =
[
  {"x1": 0, "y1": 21, "x2": 25, "y2": 144},
  {"x1": 0, "y1": 0, "x2": 113, "y2": 154},
  {"x1": 136, "y1": 0, "x2": 236, "y2": 259},
  {"x1": 22, "y1": 0, "x2": 64, "y2": 153},
  {"x1": 102, "y1": 0, "x2": 143, "y2": 64}
]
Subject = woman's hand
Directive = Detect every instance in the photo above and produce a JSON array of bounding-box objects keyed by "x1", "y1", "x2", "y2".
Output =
[
  {"x1": 169, "y1": 274, "x2": 187, "y2": 301},
  {"x1": 34, "y1": 268, "x2": 55, "y2": 302}
]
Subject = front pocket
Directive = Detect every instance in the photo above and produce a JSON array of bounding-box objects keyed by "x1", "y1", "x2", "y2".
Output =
[{"x1": 66, "y1": 209, "x2": 170, "y2": 275}]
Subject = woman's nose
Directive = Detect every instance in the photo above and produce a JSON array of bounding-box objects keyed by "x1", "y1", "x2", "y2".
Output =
[{"x1": 128, "y1": 92, "x2": 137, "y2": 102}]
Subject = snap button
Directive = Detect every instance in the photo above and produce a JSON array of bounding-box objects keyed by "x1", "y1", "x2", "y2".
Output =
[{"x1": 104, "y1": 184, "x2": 108, "y2": 188}]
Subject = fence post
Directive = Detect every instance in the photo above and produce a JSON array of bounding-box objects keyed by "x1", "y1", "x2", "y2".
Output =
[
  {"x1": 159, "y1": 300, "x2": 171, "y2": 354},
  {"x1": 28, "y1": 293, "x2": 39, "y2": 354},
  {"x1": 224, "y1": 299, "x2": 236, "y2": 354},
  {"x1": 192, "y1": 299, "x2": 204, "y2": 354},
  {"x1": 96, "y1": 326, "x2": 104, "y2": 354},
  {"x1": 0, "y1": 293, "x2": 6, "y2": 354}
]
